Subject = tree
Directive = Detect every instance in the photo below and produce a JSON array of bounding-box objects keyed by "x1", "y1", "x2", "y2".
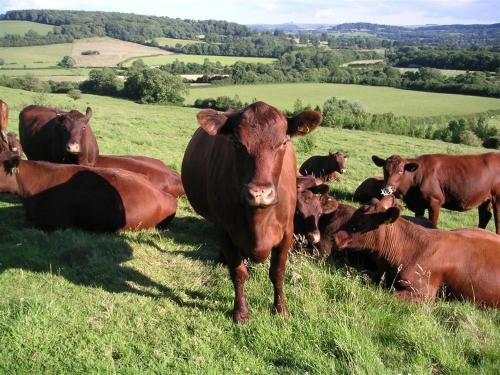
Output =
[
  {"x1": 59, "y1": 55, "x2": 76, "y2": 68},
  {"x1": 124, "y1": 68, "x2": 188, "y2": 104},
  {"x1": 80, "y1": 68, "x2": 123, "y2": 96}
]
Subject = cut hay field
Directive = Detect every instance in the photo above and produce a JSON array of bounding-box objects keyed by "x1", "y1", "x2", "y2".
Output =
[
  {"x1": 0, "y1": 20, "x2": 53, "y2": 37},
  {"x1": 154, "y1": 37, "x2": 204, "y2": 47},
  {"x1": 0, "y1": 85, "x2": 498, "y2": 373},
  {"x1": 123, "y1": 54, "x2": 276, "y2": 67},
  {"x1": 187, "y1": 83, "x2": 500, "y2": 116}
]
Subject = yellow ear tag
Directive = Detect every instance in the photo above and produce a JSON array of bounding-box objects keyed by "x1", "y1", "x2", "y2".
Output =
[
  {"x1": 11, "y1": 166, "x2": 19, "y2": 175},
  {"x1": 298, "y1": 125, "x2": 310, "y2": 134}
]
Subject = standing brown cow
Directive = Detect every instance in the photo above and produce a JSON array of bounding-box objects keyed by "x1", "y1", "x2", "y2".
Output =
[
  {"x1": 182, "y1": 102, "x2": 321, "y2": 322},
  {"x1": 19, "y1": 105, "x2": 99, "y2": 166},
  {"x1": 372, "y1": 153, "x2": 500, "y2": 234}
]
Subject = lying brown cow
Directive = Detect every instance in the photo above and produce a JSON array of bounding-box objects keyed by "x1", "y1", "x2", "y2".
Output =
[
  {"x1": 19, "y1": 105, "x2": 99, "y2": 166},
  {"x1": 353, "y1": 176, "x2": 383, "y2": 203},
  {"x1": 182, "y1": 102, "x2": 322, "y2": 322},
  {"x1": 295, "y1": 176, "x2": 338, "y2": 245},
  {"x1": 372, "y1": 153, "x2": 500, "y2": 234},
  {"x1": 333, "y1": 196, "x2": 500, "y2": 307},
  {"x1": 0, "y1": 146, "x2": 176, "y2": 232},
  {"x1": 95, "y1": 155, "x2": 184, "y2": 198},
  {"x1": 299, "y1": 151, "x2": 347, "y2": 181}
]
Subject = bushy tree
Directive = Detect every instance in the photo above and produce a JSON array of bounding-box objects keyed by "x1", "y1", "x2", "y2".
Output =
[
  {"x1": 80, "y1": 68, "x2": 123, "y2": 96},
  {"x1": 59, "y1": 55, "x2": 76, "y2": 68},
  {"x1": 124, "y1": 68, "x2": 188, "y2": 104}
]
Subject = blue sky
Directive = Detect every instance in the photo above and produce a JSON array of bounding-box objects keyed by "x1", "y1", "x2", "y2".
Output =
[{"x1": 0, "y1": 0, "x2": 498, "y2": 25}]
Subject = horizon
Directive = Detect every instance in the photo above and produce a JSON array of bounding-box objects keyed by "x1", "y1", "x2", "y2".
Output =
[{"x1": 0, "y1": 1, "x2": 499, "y2": 26}]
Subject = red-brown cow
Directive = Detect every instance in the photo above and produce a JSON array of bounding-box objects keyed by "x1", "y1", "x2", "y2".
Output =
[
  {"x1": 333, "y1": 196, "x2": 500, "y2": 307},
  {"x1": 181, "y1": 102, "x2": 322, "y2": 322},
  {"x1": 0, "y1": 146, "x2": 176, "y2": 232},
  {"x1": 295, "y1": 176, "x2": 338, "y2": 245},
  {"x1": 0, "y1": 99, "x2": 8, "y2": 140},
  {"x1": 19, "y1": 105, "x2": 99, "y2": 166},
  {"x1": 299, "y1": 151, "x2": 347, "y2": 181},
  {"x1": 95, "y1": 155, "x2": 184, "y2": 197},
  {"x1": 353, "y1": 176, "x2": 384, "y2": 203},
  {"x1": 372, "y1": 153, "x2": 500, "y2": 234}
]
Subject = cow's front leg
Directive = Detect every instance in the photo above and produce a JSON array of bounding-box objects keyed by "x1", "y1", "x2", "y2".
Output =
[
  {"x1": 428, "y1": 197, "x2": 442, "y2": 227},
  {"x1": 219, "y1": 233, "x2": 249, "y2": 323},
  {"x1": 269, "y1": 231, "x2": 293, "y2": 316}
]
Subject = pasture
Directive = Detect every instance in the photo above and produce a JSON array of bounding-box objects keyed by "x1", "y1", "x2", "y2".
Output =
[
  {"x1": 187, "y1": 83, "x2": 500, "y2": 116},
  {"x1": 123, "y1": 54, "x2": 276, "y2": 67},
  {"x1": 0, "y1": 20, "x2": 53, "y2": 37},
  {"x1": 0, "y1": 85, "x2": 498, "y2": 373},
  {"x1": 0, "y1": 43, "x2": 73, "y2": 68}
]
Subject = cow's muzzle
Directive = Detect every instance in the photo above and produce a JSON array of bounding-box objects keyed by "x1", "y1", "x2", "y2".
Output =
[
  {"x1": 66, "y1": 142, "x2": 80, "y2": 154},
  {"x1": 306, "y1": 230, "x2": 321, "y2": 245},
  {"x1": 245, "y1": 184, "x2": 278, "y2": 208}
]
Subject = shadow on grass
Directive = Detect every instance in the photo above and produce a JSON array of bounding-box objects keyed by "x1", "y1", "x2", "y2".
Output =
[{"x1": 0, "y1": 198, "x2": 220, "y2": 312}]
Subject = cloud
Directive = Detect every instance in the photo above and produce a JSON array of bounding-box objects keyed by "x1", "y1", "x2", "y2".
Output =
[{"x1": 0, "y1": 0, "x2": 498, "y2": 24}]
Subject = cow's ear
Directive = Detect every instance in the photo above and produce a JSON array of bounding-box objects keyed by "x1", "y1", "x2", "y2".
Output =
[
  {"x1": 197, "y1": 109, "x2": 230, "y2": 136},
  {"x1": 372, "y1": 155, "x2": 385, "y2": 167},
  {"x1": 383, "y1": 207, "x2": 400, "y2": 224},
  {"x1": 334, "y1": 230, "x2": 352, "y2": 249},
  {"x1": 3, "y1": 153, "x2": 20, "y2": 175},
  {"x1": 320, "y1": 194, "x2": 338, "y2": 214},
  {"x1": 404, "y1": 162, "x2": 419, "y2": 172},
  {"x1": 309, "y1": 184, "x2": 329, "y2": 195},
  {"x1": 85, "y1": 107, "x2": 93, "y2": 121},
  {"x1": 287, "y1": 111, "x2": 322, "y2": 137}
]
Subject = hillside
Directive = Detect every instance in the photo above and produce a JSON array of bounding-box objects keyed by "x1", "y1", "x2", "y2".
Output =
[
  {"x1": 0, "y1": 85, "x2": 498, "y2": 373},
  {"x1": 0, "y1": 20, "x2": 53, "y2": 37}
]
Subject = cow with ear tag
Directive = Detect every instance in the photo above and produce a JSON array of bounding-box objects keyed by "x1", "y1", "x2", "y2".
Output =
[
  {"x1": 182, "y1": 102, "x2": 322, "y2": 323},
  {"x1": 19, "y1": 105, "x2": 99, "y2": 166},
  {"x1": 372, "y1": 153, "x2": 500, "y2": 233}
]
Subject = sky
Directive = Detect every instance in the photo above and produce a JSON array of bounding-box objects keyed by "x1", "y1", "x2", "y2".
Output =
[{"x1": 0, "y1": 0, "x2": 498, "y2": 25}]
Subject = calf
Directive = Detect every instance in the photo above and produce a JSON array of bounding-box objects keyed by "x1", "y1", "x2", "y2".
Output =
[
  {"x1": 95, "y1": 155, "x2": 184, "y2": 197},
  {"x1": 333, "y1": 196, "x2": 500, "y2": 307},
  {"x1": 372, "y1": 153, "x2": 500, "y2": 234},
  {"x1": 299, "y1": 151, "x2": 347, "y2": 181},
  {"x1": 19, "y1": 105, "x2": 99, "y2": 166},
  {"x1": 0, "y1": 147, "x2": 176, "y2": 232},
  {"x1": 182, "y1": 102, "x2": 322, "y2": 322},
  {"x1": 353, "y1": 176, "x2": 384, "y2": 203},
  {"x1": 295, "y1": 176, "x2": 338, "y2": 245}
]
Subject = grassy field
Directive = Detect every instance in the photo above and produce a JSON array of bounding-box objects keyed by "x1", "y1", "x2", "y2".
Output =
[
  {"x1": 124, "y1": 54, "x2": 276, "y2": 67},
  {"x1": 0, "y1": 43, "x2": 73, "y2": 68},
  {"x1": 398, "y1": 67, "x2": 474, "y2": 77},
  {"x1": 0, "y1": 86, "x2": 498, "y2": 373},
  {"x1": 0, "y1": 20, "x2": 53, "y2": 37},
  {"x1": 187, "y1": 83, "x2": 500, "y2": 116},
  {"x1": 154, "y1": 37, "x2": 204, "y2": 47},
  {"x1": 0, "y1": 68, "x2": 92, "y2": 77}
]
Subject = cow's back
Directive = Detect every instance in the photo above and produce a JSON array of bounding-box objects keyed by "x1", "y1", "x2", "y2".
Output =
[
  {"x1": 299, "y1": 155, "x2": 324, "y2": 176},
  {"x1": 19, "y1": 106, "x2": 60, "y2": 161}
]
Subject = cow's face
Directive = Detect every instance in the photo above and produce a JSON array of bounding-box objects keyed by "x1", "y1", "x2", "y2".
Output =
[
  {"x1": 295, "y1": 177, "x2": 338, "y2": 244},
  {"x1": 330, "y1": 151, "x2": 347, "y2": 174},
  {"x1": 333, "y1": 196, "x2": 401, "y2": 249},
  {"x1": 58, "y1": 107, "x2": 93, "y2": 155},
  {"x1": 197, "y1": 102, "x2": 321, "y2": 208},
  {"x1": 6, "y1": 133, "x2": 23, "y2": 157},
  {"x1": 372, "y1": 155, "x2": 418, "y2": 196}
]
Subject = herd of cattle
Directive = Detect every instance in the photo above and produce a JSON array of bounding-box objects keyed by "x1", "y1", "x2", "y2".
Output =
[{"x1": 0, "y1": 99, "x2": 499, "y2": 322}]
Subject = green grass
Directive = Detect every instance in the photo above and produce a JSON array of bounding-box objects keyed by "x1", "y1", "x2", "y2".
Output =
[
  {"x1": 0, "y1": 20, "x2": 54, "y2": 37},
  {"x1": 0, "y1": 86, "x2": 498, "y2": 373},
  {"x1": 154, "y1": 37, "x2": 204, "y2": 47},
  {"x1": 398, "y1": 67, "x2": 475, "y2": 77},
  {"x1": 124, "y1": 54, "x2": 276, "y2": 67},
  {"x1": 187, "y1": 83, "x2": 500, "y2": 116},
  {"x1": 0, "y1": 43, "x2": 73, "y2": 68},
  {"x1": 0, "y1": 68, "x2": 92, "y2": 77}
]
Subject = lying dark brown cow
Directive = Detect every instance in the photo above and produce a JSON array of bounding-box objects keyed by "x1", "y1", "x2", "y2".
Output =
[
  {"x1": 95, "y1": 155, "x2": 184, "y2": 198},
  {"x1": 372, "y1": 153, "x2": 500, "y2": 234},
  {"x1": 299, "y1": 151, "x2": 347, "y2": 181},
  {"x1": 333, "y1": 196, "x2": 500, "y2": 307},
  {"x1": 0, "y1": 147, "x2": 176, "y2": 232},
  {"x1": 182, "y1": 102, "x2": 322, "y2": 322},
  {"x1": 353, "y1": 176, "x2": 383, "y2": 203},
  {"x1": 295, "y1": 176, "x2": 338, "y2": 245},
  {"x1": 19, "y1": 105, "x2": 99, "y2": 166}
]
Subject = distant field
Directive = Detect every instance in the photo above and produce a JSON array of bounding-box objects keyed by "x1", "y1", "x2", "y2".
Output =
[
  {"x1": 0, "y1": 43, "x2": 72, "y2": 68},
  {"x1": 187, "y1": 83, "x2": 500, "y2": 116},
  {"x1": 0, "y1": 68, "x2": 92, "y2": 77},
  {"x1": 398, "y1": 67, "x2": 470, "y2": 77},
  {"x1": 0, "y1": 20, "x2": 53, "y2": 37},
  {"x1": 154, "y1": 37, "x2": 203, "y2": 47},
  {"x1": 341, "y1": 59, "x2": 384, "y2": 67},
  {"x1": 124, "y1": 54, "x2": 276, "y2": 67}
]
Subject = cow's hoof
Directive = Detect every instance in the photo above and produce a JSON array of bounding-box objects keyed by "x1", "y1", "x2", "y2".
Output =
[
  {"x1": 232, "y1": 309, "x2": 249, "y2": 323},
  {"x1": 273, "y1": 303, "x2": 288, "y2": 317}
]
